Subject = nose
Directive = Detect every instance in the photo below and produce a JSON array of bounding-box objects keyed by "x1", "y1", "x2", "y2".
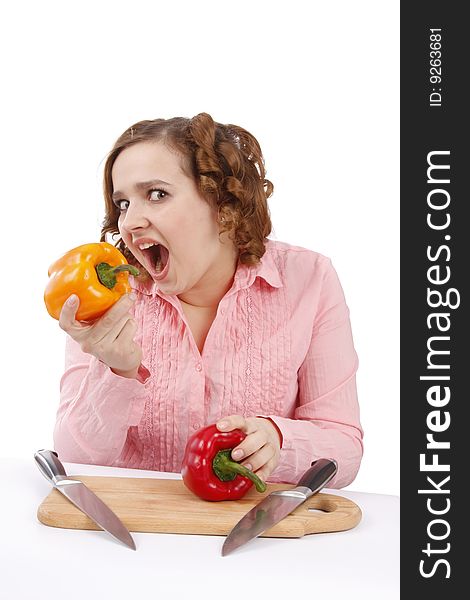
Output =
[{"x1": 119, "y1": 199, "x2": 150, "y2": 232}]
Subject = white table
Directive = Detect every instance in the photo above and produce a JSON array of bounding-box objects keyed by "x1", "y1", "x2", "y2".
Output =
[{"x1": 1, "y1": 457, "x2": 399, "y2": 599}]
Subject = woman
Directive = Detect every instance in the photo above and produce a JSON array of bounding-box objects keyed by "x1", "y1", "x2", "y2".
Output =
[{"x1": 54, "y1": 112, "x2": 363, "y2": 487}]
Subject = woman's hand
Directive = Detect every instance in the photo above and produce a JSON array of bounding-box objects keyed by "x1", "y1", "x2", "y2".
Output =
[
  {"x1": 59, "y1": 293, "x2": 142, "y2": 378},
  {"x1": 216, "y1": 415, "x2": 282, "y2": 481}
]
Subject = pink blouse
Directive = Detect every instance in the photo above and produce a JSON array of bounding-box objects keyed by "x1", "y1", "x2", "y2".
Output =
[{"x1": 54, "y1": 240, "x2": 363, "y2": 488}]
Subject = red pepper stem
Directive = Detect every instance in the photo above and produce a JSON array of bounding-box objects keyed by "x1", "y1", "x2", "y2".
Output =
[
  {"x1": 212, "y1": 449, "x2": 267, "y2": 493},
  {"x1": 96, "y1": 262, "x2": 140, "y2": 290}
]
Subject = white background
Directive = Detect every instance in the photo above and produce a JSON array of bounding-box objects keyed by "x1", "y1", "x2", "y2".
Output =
[{"x1": 0, "y1": 1, "x2": 399, "y2": 494}]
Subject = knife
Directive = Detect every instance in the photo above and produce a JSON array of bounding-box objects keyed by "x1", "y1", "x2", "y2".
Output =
[
  {"x1": 222, "y1": 458, "x2": 338, "y2": 556},
  {"x1": 34, "y1": 449, "x2": 136, "y2": 550}
]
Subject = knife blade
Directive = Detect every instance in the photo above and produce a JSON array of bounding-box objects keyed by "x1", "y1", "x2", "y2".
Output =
[
  {"x1": 34, "y1": 449, "x2": 136, "y2": 550},
  {"x1": 222, "y1": 458, "x2": 337, "y2": 556}
]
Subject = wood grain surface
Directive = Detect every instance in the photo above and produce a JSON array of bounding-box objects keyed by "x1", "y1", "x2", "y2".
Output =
[{"x1": 37, "y1": 475, "x2": 362, "y2": 538}]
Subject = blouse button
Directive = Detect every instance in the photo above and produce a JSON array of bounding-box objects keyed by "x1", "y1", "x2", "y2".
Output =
[
  {"x1": 220, "y1": 308, "x2": 225, "y2": 316},
  {"x1": 193, "y1": 423, "x2": 200, "y2": 430},
  {"x1": 196, "y1": 363, "x2": 202, "y2": 372}
]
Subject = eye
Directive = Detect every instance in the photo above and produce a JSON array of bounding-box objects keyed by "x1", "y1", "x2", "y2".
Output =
[
  {"x1": 149, "y1": 188, "x2": 168, "y2": 201},
  {"x1": 114, "y1": 199, "x2": 129, "y2": 211}
]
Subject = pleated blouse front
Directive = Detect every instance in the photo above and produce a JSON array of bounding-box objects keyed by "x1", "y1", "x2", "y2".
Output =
[{"x1": 55, "y1": 240, "x2": 363, "y2": 488}]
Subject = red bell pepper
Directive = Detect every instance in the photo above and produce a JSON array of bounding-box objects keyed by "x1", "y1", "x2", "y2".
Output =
[{"x1": 181, "y1": 424, "x2": 267, "y2": 501}]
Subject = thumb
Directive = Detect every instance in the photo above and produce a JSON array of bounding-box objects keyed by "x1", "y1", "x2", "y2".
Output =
[{"x1": 58, "y1": 294, "x2": 80, "y2": 330}]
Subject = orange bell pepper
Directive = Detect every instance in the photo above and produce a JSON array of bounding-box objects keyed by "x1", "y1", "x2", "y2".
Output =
[{"x1": 44, "y1": 242, "x2": 140, "y2": 321}]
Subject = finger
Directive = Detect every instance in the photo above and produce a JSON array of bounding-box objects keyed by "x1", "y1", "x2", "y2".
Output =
[
  {"x1": 87, "y1": 294, "x2": 135, "y2": 343},
  {"x1": 114, "y1": 317, "x2": 138, "y2": 347},
  {"x1": 115, "y1": 320, "x2": 140, "y2": 365},
  {"x1": 58, "y1": 295, "x2": 81, "y2": 331},
  {"x1": 107, "y1": 318, "x2": 140, "y2": 366},
  {"x1": 81, "y1": 314, "x2": 134, "y2": 357},
  {"x1": 253, "y1": 456, "x2": 278, "y2": 482},
  {"x1": 100, "y1": 313, "x2": 135, "y2": 345},
  {"x1": 231, "y1": 429, "x2": 266, "y2": 461},
  {"x1": 217, "y1": 415, "x2": 257, "y2": 434},
  {"x1": 241, "y1": 443, "x2": 276, "y2": 473}
]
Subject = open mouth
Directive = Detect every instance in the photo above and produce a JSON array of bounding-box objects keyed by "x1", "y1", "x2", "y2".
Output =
[{"x1": 139, "y1": 242, "x2": 170, "y2": 276}]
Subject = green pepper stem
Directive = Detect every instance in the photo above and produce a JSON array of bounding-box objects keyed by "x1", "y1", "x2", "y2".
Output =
[
  {"x1": 212, "y1": 449, "x2": 267, "y2": 493},
  {"x1": 96, "y1": 262, "x2": 140, "y2": 290}
]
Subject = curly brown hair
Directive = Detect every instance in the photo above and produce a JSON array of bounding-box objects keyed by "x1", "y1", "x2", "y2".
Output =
[{"x1": 101, "y1": 112, "x2": 273, "y2": 271}]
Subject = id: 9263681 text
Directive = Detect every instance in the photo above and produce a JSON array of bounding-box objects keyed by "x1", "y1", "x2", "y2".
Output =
[{"x1": 429, "y1": 28, "x2": 442, "y2": 107}]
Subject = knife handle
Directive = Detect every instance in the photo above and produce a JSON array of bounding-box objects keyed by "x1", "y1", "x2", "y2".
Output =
[
  {"x1": 297, "y1": 458, "x2": 338, "y2": 495},
  {"x1": 34, "y1": 449, "x2": 67, "y2": 484}
]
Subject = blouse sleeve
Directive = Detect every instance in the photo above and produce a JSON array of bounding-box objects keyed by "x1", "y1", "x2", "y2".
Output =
[
  {"x1": 53, "y1": 335, "x2": 149, "y2": 465},
  {"x1": 268, "y1": 259, "x2": 363, "y2": 488}
]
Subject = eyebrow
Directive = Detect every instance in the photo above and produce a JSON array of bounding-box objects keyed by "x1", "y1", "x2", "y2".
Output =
[{"x1": 112, "y1": 179, "x2": 172, "y2": 200}]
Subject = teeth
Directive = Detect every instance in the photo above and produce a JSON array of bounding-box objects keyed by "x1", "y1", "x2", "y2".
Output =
[
  {"x1": 135, "y1": 241, "x2": 165, "y2": 273},
  {"x1": 138, "y1": 242, "x2": 156, "y2": 250}
]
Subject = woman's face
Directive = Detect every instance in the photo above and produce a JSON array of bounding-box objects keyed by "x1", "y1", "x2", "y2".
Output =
[{"x1": 112, "y1": 141, "x2": 236, "y2": 299}]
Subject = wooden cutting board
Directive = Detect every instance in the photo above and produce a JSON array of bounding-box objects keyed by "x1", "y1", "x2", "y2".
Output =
[{"x1": 37, "y1": 475, "x2": 362, "y2": 538}]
